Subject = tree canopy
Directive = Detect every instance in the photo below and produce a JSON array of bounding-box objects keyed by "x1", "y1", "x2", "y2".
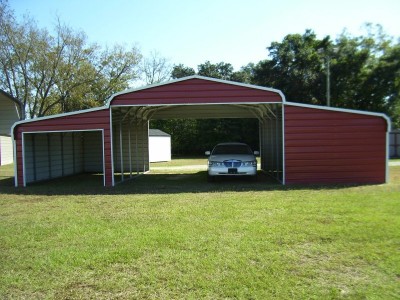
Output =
[
  {"x1": 253, "y1": 25, "x2": 400, "y2": 127},
  {"x1": 0, "y1": 0, "x2": 141, "y2": 118}
]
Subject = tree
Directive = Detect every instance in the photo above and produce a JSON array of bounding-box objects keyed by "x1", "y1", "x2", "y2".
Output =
[
  {"x1": 372, "y1": 44, "x2": 400, "y2": 128},
  {"x1": 171, "y1": 61, "x2": 254, "y2": 83},
  {"x1": 230, "y1": 63, "x2": 255, "y2": 84},
  {"x1": 331, "y1": 25, "x2": 399, "y2": 113},
  {"x1": 253, "y1": 30, "x2": 328, "y2": 104},
  {"x1": 0, "y1": 0, "x2": 141, "y2": 118},
  {"x1": 171, "y1": 64, "x2": 195, "y2": 79},
  {"x1": 252, "y1": 25, "x2": 400, "y2": 129},
  {"x1": 197, "y1": 61, "x2": 234, "y2": 80},
  {"x1": 140, "y1": 51, "x2": 172, "y2": 85}
]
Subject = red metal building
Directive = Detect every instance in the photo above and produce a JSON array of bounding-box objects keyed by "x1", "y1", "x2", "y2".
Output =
[{"x1": 12, "y1": 76, "x2": 390, "y2": 187}]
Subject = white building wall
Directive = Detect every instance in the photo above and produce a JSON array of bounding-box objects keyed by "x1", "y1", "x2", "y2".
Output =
[
  {"x1": 0, "y1": 136, "x2": 13, "y2": 165},
  {"x1": 149, "y1": 136, "x2": 171, "y2": 162},
  {"x1": 0, "y1": 96, "x2": 20, "y2": 135}
]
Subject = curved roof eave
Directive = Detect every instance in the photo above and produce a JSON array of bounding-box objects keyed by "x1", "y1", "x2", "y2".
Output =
[
  {"x1": 105, "y1": 75, "x2": 286, "y2": 107},
  {"x1": 11, "y1": 106, "x2": 108, "y2": 137}
]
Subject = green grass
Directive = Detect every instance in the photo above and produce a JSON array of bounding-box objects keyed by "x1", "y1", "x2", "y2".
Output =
[
  {"x1": 0, "y1": 162, "x2": 399, "y2": 299},
  {"x1": 150, "y1": 156, "x2": 207, "y2": 168}
]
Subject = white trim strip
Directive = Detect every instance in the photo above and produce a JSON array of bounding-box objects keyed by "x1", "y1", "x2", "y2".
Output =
[
  {"x1": 282, "y1": 104, "x2": 286, "y2": 185},
  {"x1": 101, "y1": 129, "x2": 105, "y2": 187},
  {"x1": 21, "y1": 129, "x2": 104, "y2": 134},
  {"x1": 22, "y1": 133, "x2": 26, "y2": 187},
  {"x1": 110, "y1": 101, "x2": 284, "y2": 109},
  {"x1": 386, "y1": 130, "x2": 390, "y2": 183},
  {"x1": 110, "y1": 108, "x2": 115, "y2": 186}
]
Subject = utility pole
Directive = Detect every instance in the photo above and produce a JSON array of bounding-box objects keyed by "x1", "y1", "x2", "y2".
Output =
[
  {"x1": 319, "y1": 48, "x2": 336, "y2": 107},
  {"x1": 326, "y1": 55, "x2": 331, "y2": 107}
]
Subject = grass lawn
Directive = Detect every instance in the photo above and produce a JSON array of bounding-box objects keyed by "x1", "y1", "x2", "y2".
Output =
[
  {"x1": 150, "y1": 156, "x2": 208, "y2": 168},
  {"x1": 0, "y1": 161, "x2": 399, "y2": 299}
]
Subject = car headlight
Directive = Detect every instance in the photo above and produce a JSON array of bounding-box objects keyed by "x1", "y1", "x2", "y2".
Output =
[
  {"x1": 209, "y1": 161, "x2": 224, "y2": 167},
  {"x1": 242, "y1": 161, "x2": 257, "y2": 167}
]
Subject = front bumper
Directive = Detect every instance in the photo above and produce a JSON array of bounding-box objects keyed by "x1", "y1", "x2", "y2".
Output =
[{"x1": 208, "y1": 166, "x2": 257, "y2": 176}]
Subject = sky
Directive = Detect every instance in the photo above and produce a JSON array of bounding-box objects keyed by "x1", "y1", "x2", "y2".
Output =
[{"x1": 10, "y1": 0, "x2": 400, "y2": 71}]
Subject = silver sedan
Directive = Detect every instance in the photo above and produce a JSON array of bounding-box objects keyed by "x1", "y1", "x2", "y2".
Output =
[{"x1": 205, "y1": 142, "x2": 259, "y2": 181}]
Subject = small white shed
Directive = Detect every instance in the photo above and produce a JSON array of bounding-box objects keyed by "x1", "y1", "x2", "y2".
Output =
[{"x1": 149, "y1": 129, "x2": 171, "y2": 162}]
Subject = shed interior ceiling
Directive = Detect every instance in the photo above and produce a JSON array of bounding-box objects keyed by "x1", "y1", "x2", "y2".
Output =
[{"x1": 111, "y1": 103, "x2": 282, "y2": 122}]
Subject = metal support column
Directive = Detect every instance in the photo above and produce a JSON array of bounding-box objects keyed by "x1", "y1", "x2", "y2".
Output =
[{"x1": 119, "y1": 120, "x2": 124, "y2": 182}]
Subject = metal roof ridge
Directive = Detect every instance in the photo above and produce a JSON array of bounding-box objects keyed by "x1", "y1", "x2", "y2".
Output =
[{"x1": 106, "y1": 75, "x2": 286, "y2": 106}]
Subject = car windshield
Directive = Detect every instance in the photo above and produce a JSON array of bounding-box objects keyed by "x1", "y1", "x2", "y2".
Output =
[{"x1": 212, "y1": 144, "x2": 253, "y2": 155}]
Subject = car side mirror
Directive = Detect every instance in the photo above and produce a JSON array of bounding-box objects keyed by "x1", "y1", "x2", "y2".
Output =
[
  {"x1": 205, "y1": 151, "x2": 211, "y2": 156},
  {"x1": 254, "y1": 151, "x2": 260, "y2": 156}
]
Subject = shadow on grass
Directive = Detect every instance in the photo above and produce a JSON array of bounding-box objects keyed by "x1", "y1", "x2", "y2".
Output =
[{"x1": 0, "y1": 169, "x2": 373, "y2": 196}]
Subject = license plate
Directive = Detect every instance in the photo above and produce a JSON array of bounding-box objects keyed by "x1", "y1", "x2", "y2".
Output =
[{"x1": 228, "y1": 168, "x2": 238, "y2": 174}]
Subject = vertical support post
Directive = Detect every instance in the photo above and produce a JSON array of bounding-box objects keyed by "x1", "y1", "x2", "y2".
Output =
[
  {"x1": 275, "y1": 106, "x2": 280, "y2": 179},
  {"x1": 109, "y1": 108, "x2": 115, "y2": 187},
  {"x1": 267, "y1": 118, "x2": 271, "y2": 174},
  {"x1": 61, "y1": 133, "x2": 64, "y2": 176},
  {"x1": 119, "y1": 120, "x2": 124, "y2": 182},
  {"x1": 142, "y1": 120, "x2": 146, "y2": 172},
  {"x1": 259, "y1": 120, "x2": 262, "y2": 171},
  {"x1": 47, "y1": 133, "x2": 52, "y2": 178},
  {"x1": 128, "y1": 115, "x2": 132, "y2": 178},
  {"x1": 273, "y1": 113, "x2": 276, "y2": 179},
  {"x1": 72, "y1": 132, "x2": 76, "y2": 174},
  {"x1": 136, "y1": 120, "x2": 139, "y2": 175},
  {"x1": 82, "y1": 132, "x2": 85, "y2": 172},
  {"x1": 32, "y1": 134, "x2": 37, "y2": 181}
]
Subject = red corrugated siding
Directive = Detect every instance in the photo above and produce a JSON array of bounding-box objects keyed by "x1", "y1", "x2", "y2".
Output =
[
  {"x1": 285, "y1": 105, "x2": 387, "y2": 184},
  {"x1": 14, "y1": 109, "x2": 113, "y2": 187},
  {"x1": 111, "y1": 78, "x2": 282, "y2": 105}
]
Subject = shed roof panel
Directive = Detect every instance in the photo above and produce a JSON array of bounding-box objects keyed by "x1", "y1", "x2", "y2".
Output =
[{"x1": 110, "y1": 76, "x2": 284, "y2": 106}]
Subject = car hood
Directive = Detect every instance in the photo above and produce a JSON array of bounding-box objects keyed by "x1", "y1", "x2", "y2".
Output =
[{"x1": 208, "y1": 154, "x2": 255, "y2": 162}]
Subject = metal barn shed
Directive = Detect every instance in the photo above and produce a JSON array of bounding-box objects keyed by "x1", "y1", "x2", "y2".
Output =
[{"x1": 12, "y1": 76, "x2": 390, "y2": 187}]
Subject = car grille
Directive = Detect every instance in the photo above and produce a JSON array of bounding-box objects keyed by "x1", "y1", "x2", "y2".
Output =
[{"x1": 223, "y1": 160, "x2": 242, "y2": 168}]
